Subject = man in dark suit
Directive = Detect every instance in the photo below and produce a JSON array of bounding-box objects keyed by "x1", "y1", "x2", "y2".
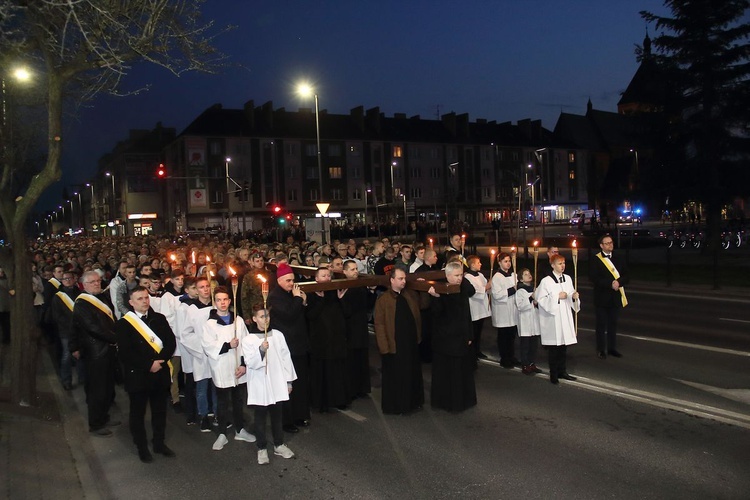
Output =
[
  {"x1": 115, "y1": 286, "x2": 176, "y2": 463},
  {"x1": 589, "y1": 234, "x2": 629, "y2": 359}
]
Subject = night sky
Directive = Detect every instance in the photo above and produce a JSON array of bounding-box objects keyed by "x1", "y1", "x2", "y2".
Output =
[{"x1": 46, "y1": 0, "x2": 668, "y2": 212}]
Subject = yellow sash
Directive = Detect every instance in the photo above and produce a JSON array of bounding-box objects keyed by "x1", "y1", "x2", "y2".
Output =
[
  {"x1": 596, "y1": 253, "x2": 628, "y2": 307},
  {"x1": 49, "y1": 277, "x2": 61, "y2": 290},
  {"x1": 56, "y1": 291, "x2": 75, "y2": 312},
  {"x1": 123, "y1": 312, "x2": 174, "y2": 380},
  {"x1": 75, "y1": 293, "x2": 114, "y2": 321}
]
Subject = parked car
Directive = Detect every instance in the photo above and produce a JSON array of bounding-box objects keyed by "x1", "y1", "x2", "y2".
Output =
[{"x1": 618, "y1": 211, "x2": 642, "y2": 224}]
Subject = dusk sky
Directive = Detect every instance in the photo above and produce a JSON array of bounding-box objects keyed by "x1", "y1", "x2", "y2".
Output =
[{"x1": 47, "y1": 0, "x2": 669, "y2": 211}]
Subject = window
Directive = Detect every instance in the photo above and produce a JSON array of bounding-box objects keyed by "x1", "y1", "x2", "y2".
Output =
[
  {"x1": 410, "y1": 168, "x2": 421, "y2": 179},
  {"x1": 430, "y1": 167, "x2": 441, "y2": 179},
  {"x1": 430, "y1": 148, "x2": 439, "y2": 159},
  {"x1": 393, "y1": 145, "x2": 403, "y2": 158},
  {"x1": 410, "y1": 187, "x2": 422, "y2": 199},
  {"x1": 483, "y1": 187, "x2": 492, "y2": 199},
  {"x1": 482, "y1": 168, "x2": 490, "y2": 178},
  {"x1": 328, "y1": 144, "x2": 341, "y2": 156},
  {"x1": 212, "y1": 190, "x2": 223, "y2": 204},
  {"x1": 331, "y1": 188, "x2": 343, "y2": 201},
  {"x1": 285, "y1": 143, "x2": 298, "y2": 156},
  {"x1": 394, "y1": 188, "x2": 402, "y2": 197},
  {"x1": 512, "y1": 151, "x2": 519, "y2": 161},
  {"x1": 306, "y1": 167, "x2": 319, "y2": 179},
  {"x1": 209, "y1": 141, "x2": 222, "y2": 156},
  {"x1": 410, "y1": 146, "x2": 421, "y2": 159},
  {"x1": 352, "y1": 188, "x2": 362, "y2": 201},
  {"x1": 309, "y1": 189, "x2": 318, "y2": 201},
  {"x1": 568, "y1": 152, "x2": 576, "y2": 163},
  {"x1": 569, "y1": 170, "x2": 575, "y2": 180},
  {"x1": 351, "y1": 167, "x2": 361, "y2": 179},
  {"x1": 556, "y1": 187, "x2": 562, "y2": 197},
  {"x1": 447, "y1": 148, "x2": 456, "y2": 161},
  {"x1": 288, "y1": 189, "x2": 298, "y2": 201},
  {"x1": 372, "y1": 146, "x2": 382, "y2": 165},
  {"x1": 498, "y1": 151, "x2": 504, "y2": 161},
  {"x1": 288, "y1": 166, "x2": 297, "y2": 179},
  {"x1": 305, "y1": 144, "x2": 317, "y2": 156},
  {"x1": 329, "y1": 167, "x2": 342, "y2": 179}
]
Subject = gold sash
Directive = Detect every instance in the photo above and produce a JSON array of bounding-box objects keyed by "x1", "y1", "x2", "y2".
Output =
[
  {"x1": 76, "y1": 293, "x2": 114, "y2": 321},
  {"x1": 123, "y1": 312, "x2": 174, "y2": 380},
  {"x1": 49, "y1": 277, "x2": 61, "y2": 290},
  {"x1": 596, "y1": 253, "x2": 628, "y2": 307},
  {"x1": 56, "y1": 291, "x2": 75, "y2": 312}
]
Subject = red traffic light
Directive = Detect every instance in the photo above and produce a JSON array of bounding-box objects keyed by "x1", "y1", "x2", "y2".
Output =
[
  {"x1": 157, "y1": 163, "x2": 166, "y2": 178},
  {"x1": 272, "y1": 205, "x2": 282, "y2": 214}
]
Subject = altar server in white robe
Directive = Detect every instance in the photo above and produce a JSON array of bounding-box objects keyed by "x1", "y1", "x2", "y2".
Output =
[
  {"x1": 242, "y1": 303, "x2": 297, "y2": 465},
  {"x1": 536, "y1": 254, "x2": 580, "y2": 385}
]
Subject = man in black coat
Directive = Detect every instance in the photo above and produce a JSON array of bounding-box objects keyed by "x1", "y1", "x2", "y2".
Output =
[
  {"x1": 50, "y1": 271, "x2": 81, "y2": 391},
  {"x1": 267, "y1": 263, "x2": 310, "y2": 433},
  {"x1": 339, "y1": 261, "x2": 371, "y2": 399},
  {"x1": 115, "y1": 286, "x2": 176, "y2": 463},
  {"x1": 71, "y1": 270, "x2": 118, "y2": 436},
  {"x1": 589, "y1": 234, "x2": 630, "y2": 359}
]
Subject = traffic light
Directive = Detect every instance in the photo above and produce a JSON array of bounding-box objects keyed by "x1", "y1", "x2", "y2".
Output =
[
  {"x1": 156, "y1": 163, "x2": 166, "y2": 178},
  {"x1": 272, "y1": 205, "x2": 282, "y2": 214}
]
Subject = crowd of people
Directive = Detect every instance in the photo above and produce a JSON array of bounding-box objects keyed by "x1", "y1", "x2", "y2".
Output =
[{"x1": 22, "y1": 229, "x2": 628, "y2": 464}]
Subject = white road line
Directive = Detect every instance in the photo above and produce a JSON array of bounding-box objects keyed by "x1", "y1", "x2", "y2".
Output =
[
  {"x1": 578, "y1": 327, "x2": 750, "y2": 357},
  {"x1": 719, "y1": 317, "x2": 750, "y2": 324},
  {"x1": 337, "y1": 407, "x2": 368, "y2": 422}
]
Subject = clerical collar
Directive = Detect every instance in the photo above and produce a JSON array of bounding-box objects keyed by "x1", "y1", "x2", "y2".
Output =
[{"x1": 497, "y1": 269, "x2": 513, "y2": 277}]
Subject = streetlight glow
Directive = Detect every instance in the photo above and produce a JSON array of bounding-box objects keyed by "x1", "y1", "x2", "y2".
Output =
[
  {"x1": 297, "y1": 83, "x2": 313, "y2": 97},
  {"x1": 12, "y1": 67, "x2": 31, "y2": 82}
]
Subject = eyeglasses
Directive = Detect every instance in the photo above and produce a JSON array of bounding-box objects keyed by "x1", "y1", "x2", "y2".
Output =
[{"x1": 85, "y1": 279, "x2": 101, "y2": 284}]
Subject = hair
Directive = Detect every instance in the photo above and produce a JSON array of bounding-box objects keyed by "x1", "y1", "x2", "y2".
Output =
[
  {"x1": 550, "y1": 254, "x2": 566, "y2": 264},
  {"x1": 82, "y1": 270, "x2": 100, "y2": 283},
  {"x1": 497, "y1": 252, "x2": 511, "y2": 262},
  {"x1": 518, "y1": 267, "x2": 532, "y2": 278},
  {"x1": 388, "y1": 267, "x2": 405, "y2": 279},
  {"x1": 251, "y1": 302, "x2": 270, "y2": 315},
  {"x1": 343, "y1": 260, "x2": 358, "y2": 271},
  {"x1": 213, "y1": 285, "x2": 230, "y2": 299},
  {"x1": 195, "y1": 276, "x2": 210, "y2": 286},
  {"x1": 183, "y1": 276, "x2": 197, "y2": 288},
  {"x1": 423, "y1": 249, "x2": 436, "y2": 261},
  {"x1": 598, "y1": 234, "x2": 613, "y2": 245},
  {"x1": 466, "y1": 255, "x2": 480, "y2": 266},
  {"x1": 171, "y1": 268, "x2": 185, "y2": 278},
  {"x1": 128, "y1": 285, "x2": 149, "y2": 298},
  {"x1": 315, "y1": 266, "x2": 331, "y2": 278},
  {"x1": 446, "y1": 253, "x2": 462, "y2": 264},
  {"x1": 444, "y1": 261, "x2": 463, "y2": 276}
]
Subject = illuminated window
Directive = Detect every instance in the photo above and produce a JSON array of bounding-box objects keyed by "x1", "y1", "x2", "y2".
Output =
[
  {"x1": 569, "y1": 171, "x2": 575, "y2": 180},
  {"x1": 568, "y1": 152, "x2": 576, "y2": 163},
  {"x1": 329, "y1": 167, "x2": 342, "y2": 179},
  {"x1": 393, "y1": 146, "x2": 403, "y2": 158}
]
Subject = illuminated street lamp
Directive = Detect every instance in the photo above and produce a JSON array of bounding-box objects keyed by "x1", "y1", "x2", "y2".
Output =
[
  {"x1": 105, "y1": 172, "x2": 116, "y2": 232},
  {"x1": 296, "y1": 83, "x2": 324, "y2": 204}
]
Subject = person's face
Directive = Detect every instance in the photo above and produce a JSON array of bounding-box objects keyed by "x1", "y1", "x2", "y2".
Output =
[
  {"x1": 238, "y1": 249, "x2": 249, "y2": 262},
  {"x1": 330, "y1": 259, "x2": 343, "y2": 272},
  {"x1": 278, "y1": 274, "x2": 295, "y2": 292},
  {"x1": 521, "y1": 270, "x2": 533, "y2": 284},
  {"x1": 141, "y1": 265, "x2": 152, "y2": 276},
  {"x1": 83, "y1": 274, "x2": 102, "y2": 295},
  {"x1": 390, "y1": 270, "x2": 406, "y2": 292},
  {"x1": 197, "y1": 280, "x2": 211, "y2": 300},
  {"x1": 252, "y1": 309, "x2": 270, "y2": 331},
  {"x1": 446, "y1": 268, "x2": 463, "y2": 285},
  {"x1": 53, "y1": 267, "x2": 64, "y2": 280},
  {"x1": 500, "y1": 256, "x2": 512, "y2": 271},
  {"x1": 551, "y1": 259, "x2": 566, "y2": 274},
  {"x1": 251, "y1": 257, "x2": 264, "y2": 269},
  {"x1": 343, "y1": 264, "x2": 359, "y2": 280},
  {"x1": 172, "y1": 275, "x2": 184, "y2": 288},
  {"x1": 469, "y1": 259, "x2": 481, "y2": 272},
  {"x1": 305, "y1": 255, "x2": 314, "y2": 266},
  {"x1": 124, "y1": 268, "x2": 136, "y2": 280},
  {"x1": 547, "y1": 247, "x2": 559, "y2": 259},
  {"x1": 374, "y1": 242, "x2": 384, "y2": 255},
  {"x1": 416, "y1": 248, "x2": 425, "y2": 260},
  {"x1": 214, "y1": 293, "x2": 231, "y2": 314},
  {"x1": 149, "y1": 279, "x2": 161, "y2": 293},
  {"x1": 600, "y1": 238, "x2": 614, "y2": 253},
  {"x1": 400, "y1": 248, "x2": 412, "y2": 260},
  {"x1": 426, "y1": 252, "x2": 438, "y2": 265},
  {"x1": 186, "y1": 284, "x2": 198, "y2": 299},
  {"x1": 61, "y1": 274, "x2": 76, "y2": 288},
  {"x1": 337, "y1": 245, "x2": 347, "y2": 257},
  {"x1": 316, "y1": 269, "x2": 332, "y2": 283},
  {"x1": 139, "y1": 277, "x2": 151, "y2": 288},
  {"x1": 129, "y1": 290, "x2": 150, "y2": 314},
  {"x1": 451, "y1": 235, "x2": 461, "y2": 248}
]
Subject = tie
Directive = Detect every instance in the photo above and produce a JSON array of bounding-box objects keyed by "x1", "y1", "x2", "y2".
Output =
[
  {"x1": 560, "y1": 276, "x2": 565, "y2": 283},
  {"x1": 604, "y1": 254, "x2": 611, "y2": 259},
  {"x1": 141, "y1": 314, "x2": 147, "y2": 321}
]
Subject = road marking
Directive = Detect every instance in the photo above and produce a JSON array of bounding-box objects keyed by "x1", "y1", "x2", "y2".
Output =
[
  {"x1": 337, "y1": 407, "x2": 368, "y2": 422},
  {"x1": 578, "y1": 327, "x2": 750, "y2": 357},
  {"x1": 673, "y1": 379, "x2": 750, "y2": 405},
  {"x1": 719, "y1": 317, "x2": 750, "y2": 324}
]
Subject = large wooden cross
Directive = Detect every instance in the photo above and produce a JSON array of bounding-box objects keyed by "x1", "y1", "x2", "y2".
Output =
[{"x1": 268, "y1": 264, "x2": 461, "y2": 294}]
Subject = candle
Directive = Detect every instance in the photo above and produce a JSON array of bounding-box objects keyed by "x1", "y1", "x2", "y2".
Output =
[
  {"x1": 490, "y1": 248, "x2": 496, "y2": 276},
  {"x1": 572, "y1": 240, "x2": 579, "y2": 335},
  {"x1": 532, "y1": 241, "x2": 539, "y2": 291},
  {"x1": 429, "y1": 237, "x2": 434, "y2": 249}
]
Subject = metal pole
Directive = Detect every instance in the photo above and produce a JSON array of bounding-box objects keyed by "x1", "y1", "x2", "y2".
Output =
[
  {"x1": 364, "y1": 187, "x2": 369, "y2": 239},
  {"x1": 314, "y1": 94, "x2": 323, "y2": 202}
]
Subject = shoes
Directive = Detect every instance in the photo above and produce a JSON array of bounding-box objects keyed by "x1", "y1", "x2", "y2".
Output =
[
  {"x1": 608, "y1": 350, "x2": 623, "y2": 358},
  {"x1": 283, "y1": 424, "x2": 299, "y2": 434},
  {"x1": 274, "y1": 444, "x2": 295, "y2": 459},
  {"x1": 138, "y1": 447, "x2": 153, "y2": 463},
  {"x1": 200, "y1": 415, "x2": 212, "y2": 433},
  {"x1": 89, "y1": 427, "x2": 113, "y2": 437},
  {"x1": 153, "y1": 444, "x2": 176, "y2": 457},
  {"x1": 62, "y1": 382, "x2": 73, "y2": 391},
  {"x1": 521, "y1": 365, "x2": 534, "y2": 375},
  {"x1": 234, "y1": 429, "x2": 257, "y2": 443},
  {"x1": 207, "y1": 412, "x2": 215, "y2": 417},
  {"x1": 294, "y1": 419, "x2": 311, "y2": 427},
  {"x1": 212, "y1": 416, "x2": 219, "y2": 427},
  {"x1": 336, "y1": 404, "x2": 349, "y2": 411},
  {"x1": 559, "y1": 372, "x2": 577, "y2": 381},
  {"x1": 477, "y1": 352, "x2": 488, "y2": 360},
  {"x1": 549, "y1": 375, "x2": 559, "y2": 385},
  {"x1": 530, "y1": 364, "x2": 543, "y2": 374},
  {"x1": 106, "y1": 419, "x2": 121, "y2": 427},
  {"x1": 257, "y1": 449, "x2": 270, "y2": 465},
  {"x1": 212, "y1": 434, "x2": 229, "y2": 451},
  {"x1": 597, "y1": 351, "x2": 607, "y2": 360},
  {"x1": 500, "y1": 362, "x2": 514, "y2": 369},
  {"x1": 186, "y1": 419, "x2": 196, "y2": 426},
  {"x1": 172, "y1": 401, "x2": 183, "y2": 413}
]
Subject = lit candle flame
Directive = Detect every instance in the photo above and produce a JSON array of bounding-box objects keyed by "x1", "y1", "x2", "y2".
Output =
[
  {"x1": 206, "y1": 255, "x2": 211, "y2": 263},
  {"x1": 170, "y1": 254, "x2": 176, "y2": 262},
  {"x1": 511, "y1": 246, "x2": 516, "y2": 253},
  {"x1": 191, "y1": 251, "x2": 196, "y2": 264},
  {"x1": 533, "y1": 240, "x2": 539, "y2": 247},
  {"x1": 572, "y1": 240, "x2": 577, "y2": 248},
  {"x1": 256, "y1": 274, "x2": 267, "y2": 284},
  {"x1": 228, "y1": 266, "x2": 236, "y2": 276},
  {"x1": 209, "y1": 270, "x2": 215, "y2": 277}
]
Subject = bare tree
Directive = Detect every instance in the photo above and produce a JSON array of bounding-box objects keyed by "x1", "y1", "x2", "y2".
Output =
[{"x1": 0, "y1": 0, "x2": 226, "y2": 404}]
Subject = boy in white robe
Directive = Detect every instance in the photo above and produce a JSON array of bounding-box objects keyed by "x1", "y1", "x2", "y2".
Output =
[
  {"x1": 515, "y1": 268, "x2": 542, "y2": 375},
  {"x1": 242, "y1": 303, "x2": 297, "y2": 465},
  {"x1": 536, "y1": 255, "x2": 580, "y2": 385}
]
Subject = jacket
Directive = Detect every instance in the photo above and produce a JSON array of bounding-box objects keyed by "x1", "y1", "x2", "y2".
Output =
[
  {"x1": 374, "y1": 288, "x2": 421, "y2": 354},
  {"x1": 71, "y1": 292, "x2": 117, "y2": 360}
]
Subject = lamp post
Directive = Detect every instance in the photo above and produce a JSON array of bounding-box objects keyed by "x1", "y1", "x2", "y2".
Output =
[
  {"x1": 365, "y1": 186, "x2": 371, "y2": 239},
  {"x1": 2, "y1": 66, "x2": 32, "y2": 177},
  {"x1": 105, "y1": 172, "x2": 116, "y2": 234},
  {"x1": 296, "y1": 83, "x2": 324, "y2": 205},
  {"x1": 85, "y1": 182, "x2": 95, "y2": 231}
]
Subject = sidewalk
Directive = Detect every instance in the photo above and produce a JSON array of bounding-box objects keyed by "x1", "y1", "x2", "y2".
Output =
[{"x1": 0, "y1": 350, "x2": 104, "y2": 499}]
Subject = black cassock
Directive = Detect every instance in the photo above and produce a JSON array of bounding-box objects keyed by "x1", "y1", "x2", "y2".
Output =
[
  {"x1": 340, "y1": 286, "x2": 372, "y2": 399},
  {"x1": 381, "y1": 294, "x2": 424, "y2": 414},
  {"x1": 306, "y1": 290, "x2": 348, "y2": 410},
  {"x1": 429, "y1": 278, "x2": 477, "y2": 412}
]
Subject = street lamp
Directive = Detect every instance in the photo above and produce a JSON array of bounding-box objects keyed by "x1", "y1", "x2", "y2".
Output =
[
  {"x1": 85, "y1": 182, "x2": 95, "y2": 229},
  {"x1": 296, "y1": 83, "x2": 324, "y2": 204},
  {"x1": 105, "y1": 172, "x2": 116, "y2": 233},
  {"x1": 365, "y1": 185, "x2": 371, "y2": 239}
]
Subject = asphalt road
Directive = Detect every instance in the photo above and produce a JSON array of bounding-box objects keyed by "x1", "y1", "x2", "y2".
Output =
[{"x1": 63, "y1": 285, "x2": 750, "y2": 499}]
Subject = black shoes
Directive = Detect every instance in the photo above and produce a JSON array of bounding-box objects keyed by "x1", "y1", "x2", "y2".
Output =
[
  {"x1": 597, "y1": 351, "x2": 607, "y2": 360},
  {"x1": 550, "y1": 375, "x2": 559, "y2": 385},
  {"x1": 138, "y1": 447, "x2": 153, "y2": 463},
  {"x1": 608, "y1": 350, "x2": 623, "y2": 358},
  {"x1": 153, "y1": 444, "x2": 176, "y2": 457},
  {"x1": 559, "y1": 373, "x2": 577, "y2": 381},
  {"x1": 283, "y1": 424, "x2": 299, "y2": 434}
]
